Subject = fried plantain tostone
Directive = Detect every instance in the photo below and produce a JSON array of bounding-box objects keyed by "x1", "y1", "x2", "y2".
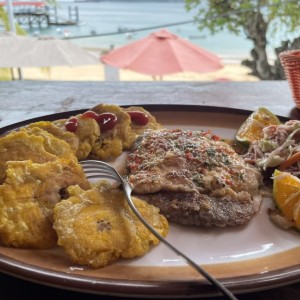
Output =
[
  {"x1": 123, "y1": 106, "x2": 162, "y2": 139},
  {"x1": 91, "y1": 104, "x2": 162, "y2": 156},
  {"x1": 26, "y1": 121, "x2": 80, "y2": 155},
  {"x1": 21, "y1": 126, "x2": 77, "y2": 162},
  {"x1": 53, "y1": 185, "x2": 169, "y2": 268},
  {"x1": 0, "y1": 159, "x2": 91, "y2": 249},
  {"x1": 54, "y1": 116, "x2": 100, "y2": 160},
  {"x1": 0, "y1": 131, "x2": 57, "y2": 184},
  {"x1": 90, "y1": 104, "x2": 136, "y2": 159}
]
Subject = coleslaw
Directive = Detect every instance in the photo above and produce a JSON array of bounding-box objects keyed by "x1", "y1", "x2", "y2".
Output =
[{"x1": 243, "y1": 120, "x2": 300, "y2": 175}]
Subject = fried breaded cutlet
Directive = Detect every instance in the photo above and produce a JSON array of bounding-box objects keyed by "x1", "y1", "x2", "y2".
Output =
[
  {"x1": 128, "y1": 129, "x2": 262, "y2": 227},
  {"x1": 0, "y1": 159, "x2": 90, "y2": 249},
  {"x1": 54, "y1": 116, "x2": 100, "y2": 160},
  {"x1": 53, "y1": 184, "x2": 168, "y2": 268}
]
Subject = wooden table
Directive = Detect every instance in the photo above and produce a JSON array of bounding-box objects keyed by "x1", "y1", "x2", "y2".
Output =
[
  {"x1": 0, "y1": 80, "x2": 299, "y2": 127},
  {"x1": 0, "y1": 80, "x2": 299, "y2": 300}
]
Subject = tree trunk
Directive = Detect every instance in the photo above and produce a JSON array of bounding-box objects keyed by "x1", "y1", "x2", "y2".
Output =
[{"x1": 242, "y1": 11, "x2": 275, "y2": 80}]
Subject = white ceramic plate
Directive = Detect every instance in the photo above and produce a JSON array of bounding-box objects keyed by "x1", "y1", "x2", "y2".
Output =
[{"x1": 0, "y1": 105, "x2": 299, "y2": 298}]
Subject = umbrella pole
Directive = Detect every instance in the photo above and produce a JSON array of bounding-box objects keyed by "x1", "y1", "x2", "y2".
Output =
[
  {"x1": 152, "y1": 75, "x2": 163, "y2": 81},
  {"x1": 10, "y1": 68, "x2": 15, "y2": 80},
  {"x1": 17, "y1": 68, "x2": 23, "y2": 80}
]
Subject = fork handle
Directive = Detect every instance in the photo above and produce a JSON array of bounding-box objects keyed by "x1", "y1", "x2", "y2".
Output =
[{"x1": 123, "y1": 185, "x2": 238, "y2": 300}]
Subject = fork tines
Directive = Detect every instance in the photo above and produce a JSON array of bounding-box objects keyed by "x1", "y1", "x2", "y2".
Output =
[{"x1": 79, "y1": 160, "x2": 121, "y2": 182}]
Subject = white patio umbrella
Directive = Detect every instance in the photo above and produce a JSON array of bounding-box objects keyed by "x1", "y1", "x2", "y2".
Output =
[
  {"x1": 0, "y1": 32, "x2": 36, "y2": 79},
  {"x1": 0, "y1": 35, "x2": 99, "y2": 68}
]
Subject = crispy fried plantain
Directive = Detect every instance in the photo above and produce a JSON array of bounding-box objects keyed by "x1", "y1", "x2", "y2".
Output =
[
  {"x1": 0, "y1": 131, "x2": 57, "y2": 183},
  {"x1": 90, "y1": 138, "x2": 123, "y2": 161},
  {"x1": 26, "y1": 121, "x2": 79, "y2": 155},
  {"x1": 0, "y1": 159, "x2": 90, "y2": 249},
  {"x1": 123, "y1": 106, "x2": 162, "y2": 142},
  {"x1": 90, "y1": 104, "x2": 136, "y2": 159},
  {"x1": 54, "y1": 185, "x2": 129, "y2": 267},
  {"x1": 54, "y1": 184, "x2": 168, "y2": 268},
  {"x1": 91, "y1": 104, "x2": 162, "y2": 156},
  {"x1": 54, "y1": 116, "x2": 100, "y2": 160},
  {"x1": 21, "y1": 127, "x2": 77, "y2": 162},
  {"x1": 0, "y1": 184, "x2": 57, "y2": 249},
  {"x1": 99, "y1": 186, "x2": 169, "y2": 258},
  {"x1": 74, "y1": 116, "x2": 100, "y2": 160}
]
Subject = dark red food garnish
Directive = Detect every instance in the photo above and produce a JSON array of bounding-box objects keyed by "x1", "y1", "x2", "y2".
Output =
[
  {"x1": 127, "y1": 111, "x2": 149, "y2": 126},
  {"x1": 65, "y1": 117, "x2": 78, "y2": 132},
  {"x1": 97, "y1": 113, "x2": 118, "y2": 132},
  {"x1": 211, "y1": 134, "x2": 221, "y2": 141},
  {"x1": 81, "y1": 110, "x2": 100, "y2": 120},
  {"x1": 80, "y1": 110, "x2": 118, "y2": 132}
]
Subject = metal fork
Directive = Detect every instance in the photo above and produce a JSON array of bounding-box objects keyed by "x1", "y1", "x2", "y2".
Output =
[{"x1": 79, "y1": 160, "x2": 238, "y2": 300}]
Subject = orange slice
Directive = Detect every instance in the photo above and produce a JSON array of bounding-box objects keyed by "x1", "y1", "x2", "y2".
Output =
[
  {"x1": 236, "y1": 107, "x2": 281, "y2": 145},
  {"x1": 273, "y1": 169, "x2": 300, "y2": 229}
]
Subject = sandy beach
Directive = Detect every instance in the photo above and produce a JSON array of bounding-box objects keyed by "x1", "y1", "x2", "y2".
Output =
[
  {"x1": 16, "y1": 45, "x2": 259, "y2": 83},
  {"x1": 19, "y1": 61, "x2": 258, "y2": 82}
]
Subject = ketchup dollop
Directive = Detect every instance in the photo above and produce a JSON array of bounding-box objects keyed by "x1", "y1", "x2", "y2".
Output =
[
  {"x1": 81, "y1": 110, "x2": 100, "y2": 120},
  {"x1": 65, "y1": 117, "x2": 78, "y2": 132},
  {"x1": 97, "y1": 112, "x2": 118, "y2": 132},
  {"x1": 127, "y1": 111, "x2": 149, "y2": 126},
  {"x1": 65, "y1": 111, "x2": 118, "y2": 133}
]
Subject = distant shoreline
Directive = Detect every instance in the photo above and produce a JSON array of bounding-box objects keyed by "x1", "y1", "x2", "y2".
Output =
[
  {"x1": 71, "y1": 0, "x2": 185, "y2": 2},
  {"x1": 33, "y1": 1, "x2": 265, "y2": 60}
]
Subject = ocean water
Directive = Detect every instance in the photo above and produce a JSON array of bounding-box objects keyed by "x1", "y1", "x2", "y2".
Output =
[{"x1": 24, "y1": 0, "x2": 264, "y2": 61}]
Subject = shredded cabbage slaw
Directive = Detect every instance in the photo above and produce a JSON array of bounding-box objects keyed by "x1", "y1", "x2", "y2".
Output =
[{"x1": 243, "y1": 120, "x2": 300, "y2": 175}]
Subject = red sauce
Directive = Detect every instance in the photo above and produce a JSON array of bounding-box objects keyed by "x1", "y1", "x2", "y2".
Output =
[
  {"x1": 65, "y1": 117, "x2": 78, "y2": 132},
  {"x1": 66, "y1": 109, "x2": 151, "y2": 133},
  {"x1": 65, "y1": 111, "x2": 118, "y2": 133},
  {"x1": 97, "y1": 113, "x2": 118, "y2": 132},
  {"x1": 81, "y1": 110, "x2": 100, "y2": 120},
  {"x1": 127, "y1": 111, "x2": 149, "y2": 126}
]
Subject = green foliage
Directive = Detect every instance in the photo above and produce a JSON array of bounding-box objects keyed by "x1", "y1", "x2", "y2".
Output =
[
  {"x1": 0, "y1": 1, "x2": 58, "y2": 34},
  {"x1": 0, "y1": 7, "x2": 9, "y2": 30},
  {"x1": 185, "y1": 0, "x2": 300, "y2": 38},
  {"x1": 0, "y1": 68, "x2": 12, "y2": 81},
  {"x1": 185, "y1": 1, "x2": 300, "y2": 79},
  {"x1": 46, "y1": 0, "x2": 58, "y2": 6},
  {"x1": 0, "y1": 7, "x2": 26, "y2": 35}
]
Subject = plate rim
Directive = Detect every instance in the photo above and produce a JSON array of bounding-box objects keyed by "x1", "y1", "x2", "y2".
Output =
[
  {"x1": 1, "y1": 249, "x2": 300, "y2": 297},
  {"x1": 0, "y1": 104, "x2": 288, "y2": 134},
  {"x1": 0, "y1": 104, "x2": 297, "y2": 298}
]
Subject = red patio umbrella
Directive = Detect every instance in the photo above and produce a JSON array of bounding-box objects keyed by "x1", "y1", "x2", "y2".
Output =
[{"x1": 101, "y1": 29, "x2": 223, "y2": 77}]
